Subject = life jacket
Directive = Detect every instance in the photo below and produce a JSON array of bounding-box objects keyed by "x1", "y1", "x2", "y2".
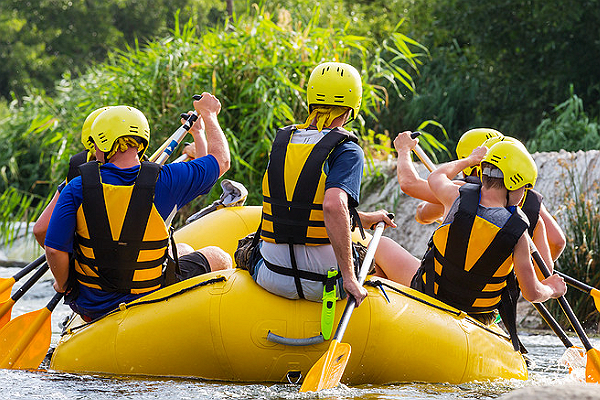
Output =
[
  {"x1": 521, "y1": 189, "x2": 543, "y2": 237},
  {"x1": 260, "y1": 125, "x2": 359, "y2": 245},
  {"x1": 258, "y1": 125, "x2": 361, "y2": 300},
  {"x1": 73, "y1": 161, "x2": 169, "y2": 294},
  {"x1": 415, "y1": 183, "x2": 529, "y2": 350},
  {"x1": 66, "y1": 150, "x2": 89, "y2": 183}
]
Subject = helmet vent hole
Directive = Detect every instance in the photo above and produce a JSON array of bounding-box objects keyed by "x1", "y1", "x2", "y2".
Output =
[
  {"x1": 489, "y1": 154, "x2": 502, "y2": 163},
  {"x1": 98, "y1": 132, "x2": 108, "y2": 143},
  {"x1": 511, "y1": 174, "x2": 523, "y2": 185},
  {"x1": 334, "y1": 95, "x2": 345, "y2": 103},
  {"x1": 315, "y1": 93, "x2": 326, "y2": 101},
  {"x1": 129, "y1": 125, "x2": 139, "y2": 134}
]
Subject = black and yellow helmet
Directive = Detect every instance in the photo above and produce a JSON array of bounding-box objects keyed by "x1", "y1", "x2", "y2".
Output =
[
  {"x1": 481, "y1": 141, "x2": 537, "y2": 190},
  {"x1": 306, "y1": 62, "x2": 362, "y2": 121},
  {"x1": 90, "y1": 105, "x2": 150, "y2": 158},
  {"x1": 456, "y1": 128, "x2": 504, "y2": 176},
  {"x1": 81, "y1": 106, "x2": 111, "y2": 153}
]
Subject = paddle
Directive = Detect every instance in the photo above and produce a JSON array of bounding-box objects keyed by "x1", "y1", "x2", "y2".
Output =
[
  {"x1": 527, "y1": 237, "x2": 600, "y2": 383},
  {"x1": 300, "y1": 221, "x2": 386, "y2": 392},
  {"x1": 148, "y1": 95, "x2": 202, "y2": 164},
  {"x1": 185, "y1": 179, "x2": 249, "y2": 223},
  {"x1": 0, "y1": 292, "x2": 63, "y2": 369},
  {"x1": 0, "y1": 255, "x2": 46, "y2": 303},
  {"x1": 0, "y1": 263, "x2": 49, "y2": 329},
  {"x1": 556, "y1": 271, "x2": 600, "y2": 313}
]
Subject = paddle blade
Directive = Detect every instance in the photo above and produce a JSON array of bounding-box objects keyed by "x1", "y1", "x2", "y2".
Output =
[
  {"x1": 0, "y1": 300, "x2": 15, "y2": 330},
  {"x1": 0, "y1": 278, "x2": 15, "y2": 303},
  {"x1": 299, "y1": 340, "x2": 351, "y2": 392},
  {"x1": 585, "y1": 348, "x2": 600, "y2": 383},
  {"x1": 590, "y1": 288, "x2": 600, "y2": 313},
  {"x1": 0, "y1": 308, "x2": 52, "y2": 370}
]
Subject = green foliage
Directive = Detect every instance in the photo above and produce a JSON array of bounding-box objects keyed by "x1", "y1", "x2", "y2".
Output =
[
  {"x1": 391, "y1": 0, "x2": 600, "y2": 142},
  {"x1": 528, "y1": 88, "x2": 600, "y2": 153},
  {"x1": 550, "y1": 159, "x2": 600, "y2": 330},
  {"x1": 0, "y1": 5, "x2": 429, "y2": 233}
]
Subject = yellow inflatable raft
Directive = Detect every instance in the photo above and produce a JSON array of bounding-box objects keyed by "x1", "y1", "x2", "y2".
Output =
[{"x1": 50, "y1": 206, "x2": 527, "y2": 384}]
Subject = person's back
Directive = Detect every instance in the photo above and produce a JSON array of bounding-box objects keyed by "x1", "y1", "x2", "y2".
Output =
[{"x1": 45, "y1": 96, "x2": 232, "y2": 320}]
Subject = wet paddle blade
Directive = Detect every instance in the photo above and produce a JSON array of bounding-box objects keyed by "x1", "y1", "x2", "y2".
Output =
[
  {"x1": 585, "y1": 348, "x2": 600, "y2": 383},
  {"x1": 0, "y1": 308, "x2": 52, "y2": 370},
  {"x1": 0, "y1": 278, "x2": 15, "y2": 303},
  {"x1": 299, "y1": 340, "x2": 351, "y2": 392}
]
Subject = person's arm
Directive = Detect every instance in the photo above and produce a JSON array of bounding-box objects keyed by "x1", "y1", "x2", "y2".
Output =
[
  {"x1": 428, "y1": 146, "x2": 487, "y2": 213},
  {"x1": 323, "y1": 187, "x2": 368, "y2": 306},
  {"x1": 540, "y1": 203, "x2": 566, "y2": 261},
  {"x1": 415, "y1": 201, "x2": 445, "y2": 224},
  {"x1": 394, "y1": 131, "x2": 439, "y2": 204},
  {"x1": 45, "y1": 246, "x2": 71, "y2": 293},
  {"x1": 33, "y1": 190, "x2": 60, "y2": 247},
  {"x1": 531, "y1": 215, "x2": 554, "y2": 277},
  {"x1": 513, "y1": 234, "x2": 566, "y2": 302},
  {"x1": 193, "y1": 93, "x2": 230, "y2": 177},
  {"x1": 356, "y1": 209, "x2": 396, "y2": 230},
  {"x1": 181, "y1": 112, "x2": 207, "y2": 159}
]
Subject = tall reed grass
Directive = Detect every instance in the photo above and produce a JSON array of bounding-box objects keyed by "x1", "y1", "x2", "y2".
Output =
[{"x1": 0, "y1": 5, "x2": 434, "y2": 238}]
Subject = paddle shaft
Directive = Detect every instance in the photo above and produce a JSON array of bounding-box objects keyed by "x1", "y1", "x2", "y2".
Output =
[
  {"x1": 150, "y1": 111, "x2": 198, "y2": 165},
  {"x1": 0, "y1": 255, "x2": 46, "y2": 296},
  {"x1": 528, "y1": 237, "x2": 595, "y2": 352},
  {"x1": 332, "y1": 222, "x2": 385, "y2": 342},
  {"x1": 8, "y1": 263, "x2": 49, "y2": 304},
  {"x1": 557, "y1": 271, "x2": 594, "y2": 294},
  {"x1": 532, "y1": 302, "x2": 574, "y2": 348}
]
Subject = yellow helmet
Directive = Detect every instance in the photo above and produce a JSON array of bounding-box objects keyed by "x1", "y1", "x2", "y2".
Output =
[
  {"x1": 307, "y1": 62, "x2": 362, "y2": 121},
  {"x1": 90, "y1": 105, "x2": 150, "y2": 158},
  {"x1": 81, "y1": 106, "x2": 111, "y2": 152},
  {"x1": 456, "y1": 128, "x2": 504, "y2": 176},
  {"x1": 481, "y1": 134, "x2": 522, "y2": 149},
  {"x1": 481, "y1": 141, "x2": 537, "y2": 190}
]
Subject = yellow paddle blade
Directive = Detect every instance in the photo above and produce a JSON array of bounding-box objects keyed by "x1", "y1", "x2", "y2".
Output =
[
  {"x1": 0, "y1": 299, "x2": 15, "y2": 330},
  {"x1": 0, "y1": 308, "x2": 52, "y2": 370},
  {"x1": 591, "y1": 288, "x2": 600, "y2": 313},
  {"x1": 0, "y1": 278, "x2": 15, "y2": 303},
  {"x1": 299, "y1": 340, "x2": 351, "y2": 392},
  {"x1": 585, "y1": 347, "x2": 600, "y2": 383}
]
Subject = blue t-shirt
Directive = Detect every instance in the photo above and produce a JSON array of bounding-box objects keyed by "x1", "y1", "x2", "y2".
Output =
[
  {"x1": 324, "y1": 140, "x2": 363, "y2": 207},
  {"x1": 45, "y1": 155, "x2": 220, "y2": 318}
]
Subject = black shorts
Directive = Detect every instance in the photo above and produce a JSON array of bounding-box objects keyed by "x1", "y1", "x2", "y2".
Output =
[{"x1": 177, "y1": 251, "x2": 211, "y2": 280}]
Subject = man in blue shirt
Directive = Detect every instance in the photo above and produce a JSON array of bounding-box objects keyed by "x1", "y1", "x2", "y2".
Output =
[{"x1": 45, "y1": 93, "x2": 231, "y2": 320}]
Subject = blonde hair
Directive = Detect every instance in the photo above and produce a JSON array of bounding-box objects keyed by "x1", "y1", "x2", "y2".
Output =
[
  {"x1": 296, "y1": 106, "x2": 350, "y2": 131},
  {"x1": 106, "y1": 136, "x2": 145, "y2": 160}
]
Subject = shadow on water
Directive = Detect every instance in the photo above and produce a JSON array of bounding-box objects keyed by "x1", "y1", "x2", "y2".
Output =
[{"x1": 0, "y1": 266, "x2": 594, "y2": 400}]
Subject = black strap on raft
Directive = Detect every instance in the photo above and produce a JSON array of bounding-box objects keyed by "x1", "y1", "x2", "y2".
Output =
[
  {"x1": 66, "y1": 150, "x2": 88, "y2": 183},
  {"x1": 521, "y1": 189, "x2": 543, "y2": 237},
  {"x1": 162, "y1": 226, "x2": 183, "y2": 287},
  {"x1": 75, "y1": 161, "x2": 167, "y2": 292}
]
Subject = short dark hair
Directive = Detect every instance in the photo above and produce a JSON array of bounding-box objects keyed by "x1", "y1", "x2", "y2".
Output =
[{"x1": 481, "y1": 162, "x2": 505, "y2": 190}]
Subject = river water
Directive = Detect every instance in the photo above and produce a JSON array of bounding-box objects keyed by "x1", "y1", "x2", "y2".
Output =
[{"x1": 0, "y1": 265, "x2": 595, "y2": 400}]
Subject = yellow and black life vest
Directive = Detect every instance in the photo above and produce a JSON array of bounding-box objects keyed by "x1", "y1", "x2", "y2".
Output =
[
  {"x1": 260, "y1": 125, "x2": 358, "y2": 245},
  {"x1": 416, "y1": 183, "x2": 529, "y2": 312},
  {"x1": 73, "y1": 161, "x2": 169, "y2": 294},
  {"x1": 521, "y1": 188, "x2": 543, "y2": 237}
]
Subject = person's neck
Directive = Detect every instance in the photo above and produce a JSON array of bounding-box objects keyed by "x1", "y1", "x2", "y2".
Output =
[
  {"x1": 107, "y1": 148, "x2": 140, "y2": 169},
  {"x1": 480, "y1": 187, "x2": 508, "y2": 208}
]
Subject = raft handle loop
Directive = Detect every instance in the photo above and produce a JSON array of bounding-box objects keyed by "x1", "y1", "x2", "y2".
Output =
[
  {"x1": 366, "y1": 280, "x2": 390, "y2": 303},
  {"x1": 267, "y1": 331, "x2": 325, "y2": 346},
  {"x1": 286, "y1": 370, "x2": 302, "y2": 384}
]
